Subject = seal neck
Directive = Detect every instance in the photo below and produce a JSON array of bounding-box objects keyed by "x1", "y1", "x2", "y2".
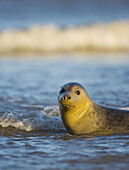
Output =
[{"x1": 73, "y1": 98, "x2": 91, "y2": 120}]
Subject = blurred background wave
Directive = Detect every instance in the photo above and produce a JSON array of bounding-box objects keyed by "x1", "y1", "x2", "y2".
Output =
[{"x1": 0, "y1": 0, "x2": 129, "y2": 54}]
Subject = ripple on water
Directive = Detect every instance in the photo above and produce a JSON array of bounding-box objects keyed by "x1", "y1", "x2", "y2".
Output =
[{"x1": 0, "y1": 56, "x2": 129, "y2": 169}]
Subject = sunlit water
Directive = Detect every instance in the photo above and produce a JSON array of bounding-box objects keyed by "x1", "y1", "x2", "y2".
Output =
[{"x1": 0, "y1": 54, "x2": 129, "y2": 169}]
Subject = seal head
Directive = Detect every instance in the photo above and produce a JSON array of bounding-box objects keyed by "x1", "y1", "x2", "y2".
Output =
[{"x1": 58, "y1": 82, "x2": 89, "y2": 110}]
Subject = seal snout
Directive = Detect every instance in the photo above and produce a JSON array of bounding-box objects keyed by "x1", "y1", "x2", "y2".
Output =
[{"x1": 61, "y1": 94, "x2": 71, "y2": 101}]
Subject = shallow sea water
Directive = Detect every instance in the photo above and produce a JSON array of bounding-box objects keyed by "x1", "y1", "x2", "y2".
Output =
[{"x1": 0, "y1": 54, "x2": 129, "y2": 170}]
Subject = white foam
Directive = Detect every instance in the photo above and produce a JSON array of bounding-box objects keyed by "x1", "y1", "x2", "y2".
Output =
[
  {"x1": 121, "y1": 107, "x2": 129, "y2": 110},
  {"x1": 0, "y1": 21, "x2": 129, "y2": 54},
  {"x1": 0, "y1": 105, "x2": 65, "y2": 132},
  {"x1": 43, "y1": 105, "x2": 60, "y2": 117}
]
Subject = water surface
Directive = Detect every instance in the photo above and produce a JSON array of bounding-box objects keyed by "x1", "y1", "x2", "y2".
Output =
[
  {"x1": 0, "y1": 0, "x2": 129, "y2": 30},
  {"x1": 0, "y1": 54, "x2": 129, "y2": 169}
]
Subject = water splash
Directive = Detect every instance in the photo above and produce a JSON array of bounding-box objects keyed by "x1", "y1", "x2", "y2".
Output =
[{"x1": 0, "y1": 105, "x2": 64, "y2": 132}]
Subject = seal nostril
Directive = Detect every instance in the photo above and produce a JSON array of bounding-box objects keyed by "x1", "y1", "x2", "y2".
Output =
[{"x1": 62, "y1": 95, "x2": 71, "y2": 100}]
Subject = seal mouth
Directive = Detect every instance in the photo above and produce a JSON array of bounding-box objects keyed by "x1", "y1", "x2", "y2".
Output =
[{"x1": 59, "y1": 101, "x2": 75, "y2": 108}]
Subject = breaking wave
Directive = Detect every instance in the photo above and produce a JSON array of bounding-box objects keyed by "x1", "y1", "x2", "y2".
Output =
[
  {"x1": 0, "y1": 21, "x2": 129, "y2": 54},
  {"x1": 0, "y1": 105, "x2": 65, "y2": 132},
  {"x1": 0, "y1": 105, "x2": 129, "y2": 132}
]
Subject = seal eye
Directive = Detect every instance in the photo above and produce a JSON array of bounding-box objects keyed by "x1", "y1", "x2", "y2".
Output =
[
  {"x1": 75, "y1": 90, "x2": 80, "y2": 95},
  {"x1": 60, "y1": 88, "x2": 65, "y2": 93}
]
